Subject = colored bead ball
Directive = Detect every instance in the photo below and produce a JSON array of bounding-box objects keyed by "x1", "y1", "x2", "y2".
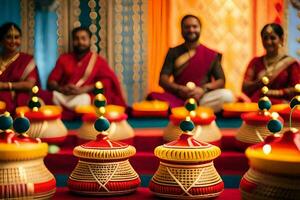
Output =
[
  {"x1": 32, "y1": 86, "x2": 39, "y2": 94},
  {"x1": 261, "y1": 86, "x2": 269, "y2": 95},
  {"x1": 0, "y1": 113, "x2": 13, "y2": 130},
  {"x1": 262, "y1": 76, "x2": 269, "y2": 85},
  {"x1": 95, "y1": 81, "x2": 103, "y2": 89},
  {"x1": 94, "y1": 81, "x2": 104, "y2": 95},
  {"x1": 13, "y1": 117, "x2": 30, "y2": 134},
  {"x1": 28, "y1": 99, "x2": 41, "y2": 109},
  {"x1": 93, "y1": 88, "x2": 104, "y2": 95},
  {"x1": 290, "y1": 96, "x2": 300, "y2": 109},
  {"x1": 258, "y1": 97, "x2": 272, "y2": 110},
  {"x1": 267, "y1": 119, "x2": 282, "y2": 133},
  {"x1": 94, "y1": 94, "x2": 107, "y2": 108},
  {"x1": 180, "y1": 120, "x2": 195, "y2": 132},
  {"x1": 185, "y1": 98, "x2": 197, "y2": 112},
  {"x1": 94, "y1": 117, "x2": 110, "y2": 132}
]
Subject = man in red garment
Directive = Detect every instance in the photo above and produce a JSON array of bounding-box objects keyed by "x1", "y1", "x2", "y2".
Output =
[
  {"x1": 47, "y1": 27, "x2": 126, "y2": 119},
  {"x1": 148, "y1": 15, "x2": 233, "y2": 112}
]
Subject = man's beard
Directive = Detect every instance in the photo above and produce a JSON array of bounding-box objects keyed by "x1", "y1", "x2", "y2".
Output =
[
  {"x1": 183, "y1": 32, "x2": 200, "y2": 43},
  {"x1": 73, "y1": 46, "x2": 90, "y2": 54}
]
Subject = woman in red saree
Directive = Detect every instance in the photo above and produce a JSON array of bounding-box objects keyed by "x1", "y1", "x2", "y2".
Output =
[
  {"x1": 242, "y1": 23, "x2": 300, "y2": 104},
  {"x1": 0, "y1": 23, "x2": 39, "y2": 114}
]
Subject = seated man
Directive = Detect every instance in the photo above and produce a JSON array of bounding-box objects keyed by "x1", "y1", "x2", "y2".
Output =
[
  {"x1": 47, "y1": 27, "x2": 126, "y2": 119},
  {"x1": 149, "y1": 15, "x2": 233, "y2": 112}
]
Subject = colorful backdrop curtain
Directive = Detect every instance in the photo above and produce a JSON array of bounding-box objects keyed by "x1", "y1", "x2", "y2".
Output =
[
  {"x1": 147, "y1": 0, "x2": 285, "y2": 95},
  {"x1": 2, "y1": 0, "x2": 297, "y2": 105}
]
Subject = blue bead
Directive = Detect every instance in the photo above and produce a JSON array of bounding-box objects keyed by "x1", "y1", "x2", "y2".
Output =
[
  {"x1": 290, "y1": 96, "x2": 300, "y2": 109},
  {"x1": 185, "y1": 103, "x2": 197, "y2": 112},
  {"x1": 13, "y1": 117, "x2": 30, "y2": 134},
  {"x1": 258, "y1": 99, "x2": 272, "y2": 110},
  {"x1": 180, "y1": 120, "x2": 195, "y2": 132},
  {"x1": 94, "y1": 117, "x2": 110, "y2": 132},
  {"x1": 0, "y1": 115, "x2": 13, "y2": 130},
  {"x1": 267, "y1": 119, "x2": 282, "y2": 133}
]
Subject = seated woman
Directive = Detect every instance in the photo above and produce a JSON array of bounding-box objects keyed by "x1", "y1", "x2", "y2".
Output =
[
  {"x1": 0, "y1": 22, "x2": 40, "y2": 113},
  {"x1": 242, "y1": 23, "x2": 300, "y2": 104}
]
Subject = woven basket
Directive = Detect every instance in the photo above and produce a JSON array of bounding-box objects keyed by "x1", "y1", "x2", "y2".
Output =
[
  {"x1": 240, "y1": 168, "x2": 300, "y2": 200},
  {"x1": 163, "y1": 121, "x2": 221, "y2": 145}
]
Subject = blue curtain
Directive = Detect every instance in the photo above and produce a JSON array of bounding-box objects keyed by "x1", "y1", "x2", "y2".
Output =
[
  {"x1": 287, "y1": 3, "x2": 300, "y2": 60},
  {"x1": 34, "y1": 7, "x2": 58, "y2": 89},
  {"x1": 0, "y1": 0, "x2": 21, "y2": 26}
]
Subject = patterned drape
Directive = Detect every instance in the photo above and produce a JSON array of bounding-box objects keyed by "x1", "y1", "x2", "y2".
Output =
[
  {"x1": 287, "y1": 0, "x2": 300, "y2": 59},
  {"x1": 20, "y1": 0, "x2": 35, "y2": 55},
  {"x1": 112, "y1": 0, "x2": 148, "y2": 104},
  {"x1": 6, "y1": 0, "x2": 290, "y2": 104}
]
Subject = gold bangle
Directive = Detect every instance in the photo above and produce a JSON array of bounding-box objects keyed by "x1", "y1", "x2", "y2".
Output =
[{"x1": 8, "y1": 82, "x2": 12, "y2": 90}]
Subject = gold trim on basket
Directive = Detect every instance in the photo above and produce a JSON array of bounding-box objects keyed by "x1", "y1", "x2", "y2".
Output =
[
  {"x1": 0, "y1": 143, "x2": 48, "y2": 161},
  {"x1": 73, "y1": 145, "x2": 136, "y2": 160},
  {"x1": 154, "y1": 145, "x2": 221, "y2": 162}
]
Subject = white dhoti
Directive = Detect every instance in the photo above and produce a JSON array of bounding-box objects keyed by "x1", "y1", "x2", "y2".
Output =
[
  {"x1": 199, "y1": 89, "x2": 234, "y2": 112},
  {"x1": 52, "y1": 91, "x2": 91, "y2": 110}
]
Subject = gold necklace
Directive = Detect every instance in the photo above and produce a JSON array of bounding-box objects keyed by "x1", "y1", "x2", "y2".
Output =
[
  {"x1": 263, "y1": 54, "x2": 284, "y2": 76},
  {"x1": 0, "y1": 53, "x2": 20, "y2": 75}
]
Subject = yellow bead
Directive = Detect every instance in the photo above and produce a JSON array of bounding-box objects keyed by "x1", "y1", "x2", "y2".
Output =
[
  {"x1": 261, "y1": 96, "x2": 270, "y2": 102},
  {"x1": 271, "y1": 112, "x2": 279, "y2": 119},
  {"x1": 95, "y1": 93, "x2": 106, "y2": 101},
  {"x1": 295, "y1": 84, "x2": 300, "y2": 93},
  {"x1": 32, "y1": 86, "x2": 39, "y2": 94},
  {"x1": 186, "y1": 82, "x2": 196, "y2": 89},
  {"x1": 262, "y1": 76, "x2": 269, "y2": 85},
  {"x1": 186, "y1": 116, "x2": 191, "y2": 121},
  {"x1": 95, "y1": 81, "x2": 103, "y2": 89},
  {"x1": 190, "y1": 110, "x2": 196, "y2": 118},
  {"x1": 32, "y1": 96, "x2": 39, "y2": 102},
  {"x1": 19, "y1": 112, "x2": 25, "y2": 118},
  {"x1": 99, "y1": 106, "x2": 106, "y2": 115},
  {"x1": 4, "y1": 111, "x2": 10, "y2": 117},
  {"x1": 188, "y1": 98, "x2": 196, "y2": 105},
  {"x1": 261, "y1": 86, "x2": 269, "y2": 94}
]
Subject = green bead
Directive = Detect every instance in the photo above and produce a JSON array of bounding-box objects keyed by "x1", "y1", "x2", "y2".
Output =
[
  {"x1": 28, "y1": 100, "x2": 41, "y2": 109},
  {"x1": 267, "y1": 119, "x2": 282, "y2": 133},
  {"x1": 94, "y1": 99, "x2": 106, "y2": 108},
  {"x1": 93, "y1": 88, "x2": 104, "y2": 95},
  {"x1": 184, "y1": 98, "x2": 197, "y2": 112},
  {"x1": 94, "y1": 117, "x2": 110, "y2": 132},
  {"x1": 258, "y1": 98, "x2": 272, "y2": 110},
  {"x1": 290, "y1": 96, "x2": 300, "y2": 109},
  {"x1": 185, "y1": 103, "x2": 197, "y2": 112},
  {"x1": 13, "y1": 117, "x2": 30, "y2": 134},
  {"x1": 94, "y1": 94, "x2": 107, "y2": 108},
  {"x1": 180, "y1": 120, "x2": 195, "y2": 132},
  {"x1": 0, "y1": 114, "x2": 13, "y2": 130}
]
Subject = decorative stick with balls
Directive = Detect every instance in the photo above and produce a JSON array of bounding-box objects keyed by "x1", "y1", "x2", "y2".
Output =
[{"x1": 28, "y1": 86, "x2": 41, "y2": 112}]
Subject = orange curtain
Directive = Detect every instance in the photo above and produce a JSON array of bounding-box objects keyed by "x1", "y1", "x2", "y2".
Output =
[
  {"x1": 147, "y1": 0, "x2": 170, "y2": 93},
  {"x1": 147, "y1": 0, "x2": 284, "y2": 95},
  {"x1": 252, "y1": 0, "x2": 284, "y2": 57}
]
